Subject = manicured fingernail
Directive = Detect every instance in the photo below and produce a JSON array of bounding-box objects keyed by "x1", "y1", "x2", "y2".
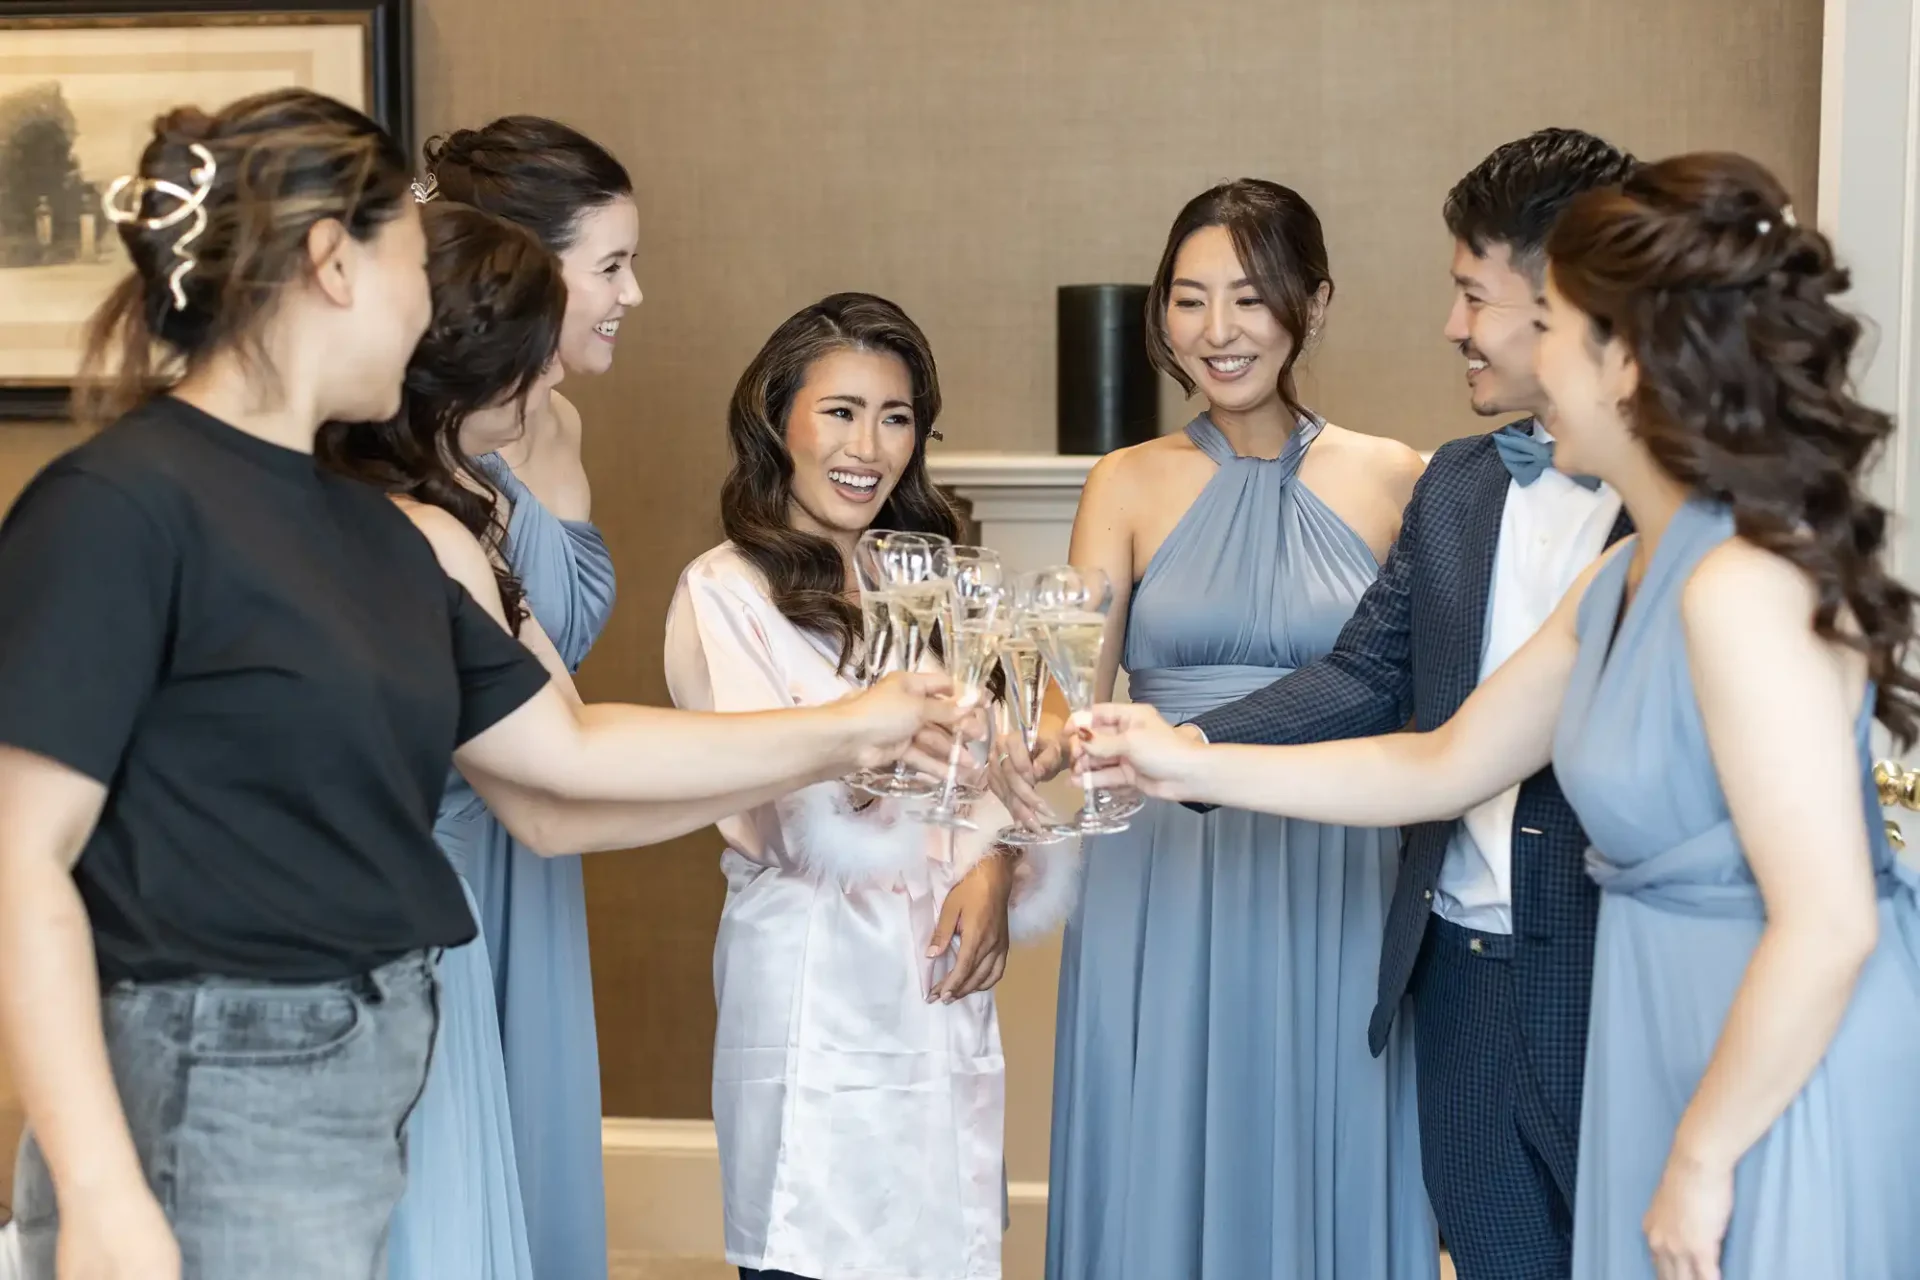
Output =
[{"x1": 926, "y1": 945, "x2": 941, "y2": 957}]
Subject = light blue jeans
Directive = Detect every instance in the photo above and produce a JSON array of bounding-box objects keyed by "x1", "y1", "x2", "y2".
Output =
[{"x1": 13, "y1": 951, "x2": 439, "y2": 1280}]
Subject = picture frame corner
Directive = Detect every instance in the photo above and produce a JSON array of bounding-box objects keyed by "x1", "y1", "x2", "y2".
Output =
[{"x1": 0, "y1": 0, "x2": 413, "y2": 421}]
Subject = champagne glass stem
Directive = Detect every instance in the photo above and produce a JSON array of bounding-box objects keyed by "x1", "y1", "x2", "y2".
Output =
[
  {"x1": 887, "y1": 616, "x2": 926, "y2": 783},
  {"x1": 936, "y1": 710, "x2": 968, "y2": 813}
]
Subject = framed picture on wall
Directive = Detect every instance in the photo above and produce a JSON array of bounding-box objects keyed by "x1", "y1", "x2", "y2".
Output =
[{"x1": 0, "y1": 0, "x2": 412, "y2": 422}]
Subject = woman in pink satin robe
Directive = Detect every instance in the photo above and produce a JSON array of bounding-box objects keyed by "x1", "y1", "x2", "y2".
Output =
[{"x1": 664, "y1": 293, "x2": 1080, "y2": 1280}]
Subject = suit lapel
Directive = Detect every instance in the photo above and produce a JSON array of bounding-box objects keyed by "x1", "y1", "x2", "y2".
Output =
[{"x1": 1451, "y1": 435, "x2": 1515, "y2": 692}]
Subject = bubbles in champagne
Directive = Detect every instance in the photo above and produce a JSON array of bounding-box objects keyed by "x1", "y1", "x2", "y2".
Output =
[
  {"x1": 885, "y1": 583, "x2": 948, "y2": 673},
  {"x1": 858, "y1": 594, "x2": 893, "y2": 679},
  {"x1": 951, "y1": 618, "x2": 1008, "y2": 705},
  {"x1": 999, "y1": 636, "x2": 1050, "y2": 747},
  {"x1": 1035, "y1": 613, "x2": 1106, "y2": 708}
]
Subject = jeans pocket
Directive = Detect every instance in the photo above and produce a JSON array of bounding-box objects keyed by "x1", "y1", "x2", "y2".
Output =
[{"x1": 186, "y1": 985, "x2": 366, "y2": 1067}]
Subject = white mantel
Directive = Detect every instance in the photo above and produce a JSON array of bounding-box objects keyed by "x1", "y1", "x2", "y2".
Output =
[
  {"x1": 927, "y1": 451, "x2": 1094, "y2": 572},
  {"x1": 928, "y1": 451, "x2": 1095, "y2": 522}
]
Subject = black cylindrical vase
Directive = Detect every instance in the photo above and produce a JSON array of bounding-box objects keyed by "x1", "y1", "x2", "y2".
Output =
[{"x1": 1057, "y1": 284, "x2": 1157, "y2": 455}]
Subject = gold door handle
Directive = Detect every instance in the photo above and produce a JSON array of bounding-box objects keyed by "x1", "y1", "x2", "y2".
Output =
[{"x1": 1872, "y1": 760, "x2": 1920, "y2": 811}]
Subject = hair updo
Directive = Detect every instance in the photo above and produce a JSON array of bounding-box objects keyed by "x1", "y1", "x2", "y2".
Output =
[
  {"x1": 1548, "y1": 151, "x2": 1920, "y2": 743},
  {"x1": 420, "y1": 116, "x2": 631, "y2": 254},
  {"x1": 316, "y1": 202, "x2": 566, "y2": 632},
  {"x1": 77, "y1": 88, "x2": 411, "y2": 427}
]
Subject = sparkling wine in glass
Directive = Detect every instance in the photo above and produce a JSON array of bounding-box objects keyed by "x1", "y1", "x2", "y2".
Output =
[
  {"x1": 855, "y1": 532, "x2": 953, "y2": 800},
  {"x1": 992, "y1": 595, "x2": 1071, "y2": 846},
  {"x1": 1028, "y1": 566, "x2": 1133, "y2": 835},
  {"x1": 842, "y1": 529, "x2": 898, "y2": 791},
  {"x1": 918, "y1": 548, "x2": 1006, "y2": 829}
]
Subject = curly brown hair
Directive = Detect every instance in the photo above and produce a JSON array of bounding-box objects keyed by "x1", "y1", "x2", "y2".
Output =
[
  {"x1": 1548, "y1": 151, "x2": 1920, "y2": 744},
  {"x1": 316, "y1": 202, "x2": 566, "y2": 632}
]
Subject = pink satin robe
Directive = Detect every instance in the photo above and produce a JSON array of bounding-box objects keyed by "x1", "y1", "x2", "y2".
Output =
[{"x1": 663, "y1": 544, "x2": 1079, "y2": 1280}]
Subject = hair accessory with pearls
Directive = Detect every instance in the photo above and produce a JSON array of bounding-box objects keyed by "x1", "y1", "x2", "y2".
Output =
[
  {"x1": 410, "y1": 173, "x2": 440, "y2": 205},
  {"x1": 1755, "y1": 203, "x2": 1797, "y2": 236}
]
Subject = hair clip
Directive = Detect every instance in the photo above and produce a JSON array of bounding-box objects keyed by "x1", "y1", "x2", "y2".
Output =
[
  {"x1": 102, "y1": 142, "x2": 217, "y2": 311},
  {"x1": 1755, "y1": 204, "x2": 1798, "y2": 237},
  {"x1": 410, "y1": 173, "x2": 440, "y2": 205}
]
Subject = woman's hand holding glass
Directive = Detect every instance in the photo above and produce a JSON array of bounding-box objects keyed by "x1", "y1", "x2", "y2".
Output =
[
  {"x1": 835, "y1": 670, "x2": 965, "y2": 774},
  {"x1": 1024, "y1": 565, "x2": 1141, "y2": 835},
  {"x1": 986, "y1": 704, "x2": 1070, "y2": 836},
  {"x1": 1068, "y1": 702, "x2": 1212, "y2": 804},
  {"x1": 983, "y1": 576, "x2": 1073, "y2": 842}
]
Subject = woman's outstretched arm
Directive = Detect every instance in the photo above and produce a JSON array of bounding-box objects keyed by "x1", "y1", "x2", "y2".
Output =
[{"x1": 1074, "y1": 548, "x2": 1618, "y2": 825}]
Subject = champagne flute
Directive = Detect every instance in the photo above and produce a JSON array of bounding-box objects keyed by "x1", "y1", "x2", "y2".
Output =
[
  {"x1": 992, "y1": 580, "x2": 1071, "y2": 846},
  {"x1": 855, "y1": 531, "x2": 952, "y2": 800},
  {"x1": 841, "y1": 529, "x2": 898, "y2": 791},
  {"x1": 1027, "y1": 565, "x2": 1132, "y2": 835},
  {"x1": 917, "y1": 548, "x2": 1007, "y2": 829}
]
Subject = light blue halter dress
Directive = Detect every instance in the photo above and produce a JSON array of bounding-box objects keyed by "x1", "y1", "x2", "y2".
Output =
[{"x1": 1047, "y1": 414, "x2": 1435, "y2": 1280}]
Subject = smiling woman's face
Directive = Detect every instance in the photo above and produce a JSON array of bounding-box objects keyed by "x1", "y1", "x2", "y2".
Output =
[
  {"x1": 554, "y1": 196, "x2": 642, "y2": 376},
  {"x1": 1163, "y1": 224, "x2": 1300, "y2": 416},
  {"x1": 782, "y1": 345, "x2": 920, "y2": 543}
]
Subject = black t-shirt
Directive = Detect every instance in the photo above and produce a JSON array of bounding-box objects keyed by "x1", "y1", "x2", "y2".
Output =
[{"x1": 0, "y1": 396, "x2": 551, "y2": 983}]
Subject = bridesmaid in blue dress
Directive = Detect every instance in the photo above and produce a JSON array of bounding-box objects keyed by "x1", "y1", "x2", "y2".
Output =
[
  {"x1": 1073, "y1": 153, "x2": 1920, "y2": 1280},
  {"x1": 385, "y1": 430, "x2": 617, "y2": 1280},
  {"x1": 417, "y1": 117, "x2": 642, "y2": 1279},
  {"x1": 1001, "y1": 181, "x2": 1433, "y2": 1279},
  {"x1": 316, "y1": 198, "x2": 572, "y2": 1279}
]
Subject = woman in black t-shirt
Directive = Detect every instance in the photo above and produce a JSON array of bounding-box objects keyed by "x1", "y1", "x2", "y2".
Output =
[{"x1": 0, "y1": 90, "x2": 955, "y2": 1280}]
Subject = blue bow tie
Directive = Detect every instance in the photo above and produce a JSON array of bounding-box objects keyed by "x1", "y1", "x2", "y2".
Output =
[{"x1": 1494, "y1": 423, "x2": 1601, "y2": 490}]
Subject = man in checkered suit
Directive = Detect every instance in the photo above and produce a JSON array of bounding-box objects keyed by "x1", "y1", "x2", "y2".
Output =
[{"x1": 1183, "y1": 130, "x2": 1636, "y2": 1280}]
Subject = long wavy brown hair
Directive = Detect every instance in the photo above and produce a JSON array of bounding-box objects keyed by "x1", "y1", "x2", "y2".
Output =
[
  {"x1": 1549, "y1": 152, "x2": 1920, "y2": 744},
  {"x1": 722, "y1": 292, "x2": 960, "y2": 670},
  {"x1": 316, "y1": 202, "x2": 566, "y2": 631}
]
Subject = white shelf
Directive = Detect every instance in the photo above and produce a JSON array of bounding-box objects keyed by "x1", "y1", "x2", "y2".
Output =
[
  {"x1": 926, "y1": 451, "x2": 1094, "y2": 527},
  {"x1": 925, "y1": 451, "x2": 1097, "y2": 488}
]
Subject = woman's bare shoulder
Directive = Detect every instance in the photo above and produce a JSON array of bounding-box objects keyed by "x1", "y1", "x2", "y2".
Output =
[
  {"x1": 1081, "y1": 431, "x2": 1209, "y2": 510},
  {"x1": 1315, "y1": 422, "x2": 1424, "y2": 498}
]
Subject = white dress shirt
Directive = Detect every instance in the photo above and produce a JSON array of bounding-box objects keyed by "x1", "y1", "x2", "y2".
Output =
[{"x1": 1433, "y1": 427, "x2": 1622, "y2": 934}]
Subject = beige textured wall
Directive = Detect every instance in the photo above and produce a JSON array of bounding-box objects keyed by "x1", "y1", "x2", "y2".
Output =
[{"x1": 0, "y1": 0, "x2": 1822, "y2": 1157}]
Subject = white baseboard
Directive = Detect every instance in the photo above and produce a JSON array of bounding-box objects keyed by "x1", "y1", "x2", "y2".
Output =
[{"x1": 603, "y1": 1119, "x2": 1049, "y2": 1279}]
